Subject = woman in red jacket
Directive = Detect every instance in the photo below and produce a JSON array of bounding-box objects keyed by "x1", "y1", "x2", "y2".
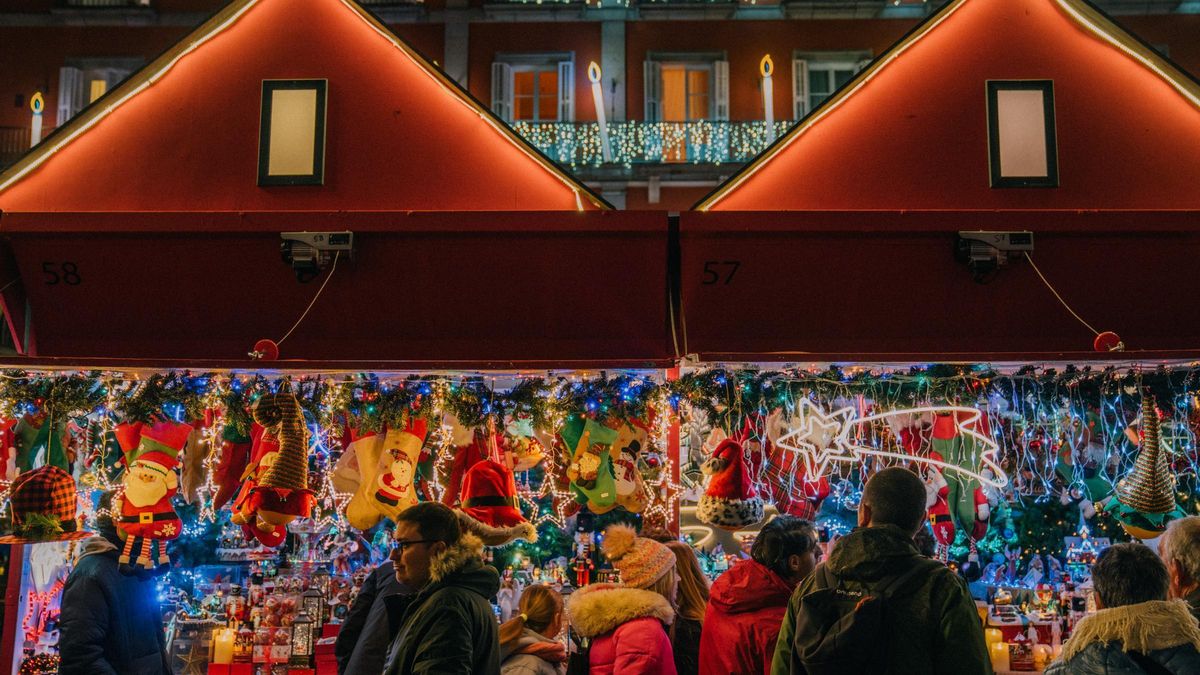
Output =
[
  {"x1": 566, "y1": 524, "x2": 678, "y2": 675},
  {"x1": 698, "y1": 516, "x2": 819, "y2": 675}
]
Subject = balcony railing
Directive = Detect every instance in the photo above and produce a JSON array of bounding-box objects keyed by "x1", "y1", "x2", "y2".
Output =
[
  {"x1": 0, "y1": 127, "x2": 32, "y2": 169},
  {"x1": 511, "y1": 120, "x2": 792, "y2": 167}
]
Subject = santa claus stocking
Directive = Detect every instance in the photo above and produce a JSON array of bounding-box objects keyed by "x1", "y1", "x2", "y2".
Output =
[
  {"x1": 370, "y1": 419, "x2": 428, "y2": 522},
  {"x1": 117, "y1": 420, "x2": 192, "y2": 572}
]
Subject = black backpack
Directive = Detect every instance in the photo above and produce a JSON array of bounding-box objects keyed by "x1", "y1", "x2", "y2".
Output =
[{"x1": 791, "y1": 559, "x2": 941, "y2": 674}]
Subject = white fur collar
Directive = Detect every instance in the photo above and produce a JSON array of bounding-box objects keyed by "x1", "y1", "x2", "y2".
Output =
[
  {"x1": 1062, "y1": 599, "x2": 1200, "y2": 661},
  {"x1": 566, "y1": 583, "x2": 675, "y2": 638},
  {"x1": 429, "y1": 532, "x2": 485, "y2": 583}
]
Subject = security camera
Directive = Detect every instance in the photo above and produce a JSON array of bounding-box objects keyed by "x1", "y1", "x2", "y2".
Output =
[
  {"x1": 280, "y1": 231, "x2": 353, "y2": 283},
  {"x1": 955, "y1": 231, "x2": 1033, "y2": 284}
]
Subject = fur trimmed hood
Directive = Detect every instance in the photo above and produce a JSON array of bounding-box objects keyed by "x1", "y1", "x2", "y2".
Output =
[
  {"x1": 566, "y1": 583, "x2": 675, "y2": 638},
  {"x1": 1062, "y1": 599, "x2": 1200, "y2": 661},
  {"x1": 429, "y1": 531, "x2": 486, "y2": 583}
]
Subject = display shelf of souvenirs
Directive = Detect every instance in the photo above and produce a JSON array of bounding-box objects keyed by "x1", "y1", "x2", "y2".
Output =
[
  {"x1": 215, "y1": 524, "x2": 282, "y2": 563},
  {"x1": 161, "y1": 559, "x2": 356, "y2": 674}
]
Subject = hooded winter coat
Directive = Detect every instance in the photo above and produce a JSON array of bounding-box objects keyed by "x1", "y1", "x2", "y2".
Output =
[
  {"x1": 770, "y1": 524, "x2": 991, "y2": 675},
  {"x1": 336, "y1": 560, "x2": 413, "y2": 675},
  {"x1": 567, "y1": 583, "x2": 677, "y2": 675},
  {"x1": 500, "y1": 627, "x2": 567, "y2": 675},
  {"x1": 1044, "y1": 599, "x2": 1200, "y2": 675},
  {"x1": 58, "y1": 535, "x2": 172, "y2": 675},
  {"x1": 382, "y1": 532, "x2": 502, "y2": 675},
  {"x1": 699, "y1": 558, "x2": 796, "y2": 675}
]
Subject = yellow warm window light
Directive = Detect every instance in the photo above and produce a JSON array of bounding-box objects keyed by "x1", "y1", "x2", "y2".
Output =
[{"x1": 89, "y1": 80, "x2": 107, "y2": 103}]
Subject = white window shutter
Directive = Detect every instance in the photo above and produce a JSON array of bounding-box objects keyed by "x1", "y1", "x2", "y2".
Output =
[
  {"x1": 56, "y1": 66, "x2": 83, "y2": 126},
  {"x1": 713, "y1": 60, "x2": 729, "y2": 121},
  {"x1": 792, "y1": 58, "x2": 809, "y2": 119},
  {"x1": 557, "y1": 60, "x2": 574, "y2": 122},
  {"x1": 643, "y1": 60, "x2": 661, "y2": 122},
  {"x1": 490, "y1": 61, "x2": 513, "y2": 122}
]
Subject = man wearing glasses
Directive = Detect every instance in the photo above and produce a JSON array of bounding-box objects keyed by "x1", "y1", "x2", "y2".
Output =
[{"x1": 382, "y1": 502, "x2": 502, "y2": 675}]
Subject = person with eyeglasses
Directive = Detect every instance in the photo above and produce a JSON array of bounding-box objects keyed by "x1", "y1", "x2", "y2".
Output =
[{"x1": 381, "y1": 501, "x2": 502, "y2": 675}]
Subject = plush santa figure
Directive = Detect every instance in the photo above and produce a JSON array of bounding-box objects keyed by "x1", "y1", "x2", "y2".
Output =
[
  {"x1": 231, "y1": 424, "x2": 286, "y2": 547},
  {"x1": 454, "y1": 459, "x2": 537, "y2": 546},
  {"x1": 116, "y1": 420, "x2": 193, "y2": 572},
  {"x1": 232, "y1": 393, "x2": 314, "y2": 544},
  {"x1": 697, "y1": 437, "x2": 765, "y2": 530},
  {"x1": 370, "y1": 419, "x2": 428, "y2": 523}
]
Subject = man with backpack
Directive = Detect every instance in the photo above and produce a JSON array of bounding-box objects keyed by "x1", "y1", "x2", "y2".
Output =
[{"x1": 770, "y1": 467, "x2": 991, "y2": 674}]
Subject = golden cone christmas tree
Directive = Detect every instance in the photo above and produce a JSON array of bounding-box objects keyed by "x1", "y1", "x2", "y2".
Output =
[{"x1": 1100, "y1": 392, "x2": 1186, "y2": 539}]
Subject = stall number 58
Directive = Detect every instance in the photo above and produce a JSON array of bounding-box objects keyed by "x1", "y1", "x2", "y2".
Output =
[
  {"x1": 701, "y1": 261, "x2": 740, "y2": 285},
  {"x1": 42, "y1": 262, "x2": 81, "y2": 286}
]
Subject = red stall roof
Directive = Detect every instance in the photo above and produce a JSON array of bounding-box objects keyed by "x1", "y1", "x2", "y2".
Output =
[
  {"x1": 0, "y1": 0, "x2": 605, "y2": 212},
  {"x1": 697, "y1": 0, "x2": 1200, "y2": 211}
]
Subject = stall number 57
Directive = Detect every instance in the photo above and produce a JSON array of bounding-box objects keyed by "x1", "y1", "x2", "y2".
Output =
[
  {"x1": 42, "y1": 262, "x2": 81, "y2": 286},
  {"x1": 701, "y1": 261, "x2": 740, "y2": 285}
]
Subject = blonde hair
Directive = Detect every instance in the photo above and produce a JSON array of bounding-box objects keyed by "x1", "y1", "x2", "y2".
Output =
[
  {"x1": 498, "y1": 584, "x2": 563, "y2": 650},
  {"x1": 665, "y1": 540, "x2": 710, "y2": 624}
]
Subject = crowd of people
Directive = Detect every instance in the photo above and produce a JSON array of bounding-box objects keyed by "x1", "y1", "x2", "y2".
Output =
[{"x1": 52, "y1": 467, "x2": 1200, "y2": 674}]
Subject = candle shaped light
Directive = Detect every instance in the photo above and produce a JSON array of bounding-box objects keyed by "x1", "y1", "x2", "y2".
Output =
[
  {"x1": 212, "y1": 627, "x2": 235, "y2": 665},
  {"x1": 984, "y1": 628, "x2": 1003, "y2": 646},
  {"x1": 988, "y1": 641, "x2": 1010, "y2": 672},
  {"x1": 588, "y1": 62, "x2": 613, "y2": 163},
  {"x1": 29, "y1": 92, "x2": 43, "y2": 148},
  {"x1": 760, "y1": 55, "x2": 775, "y2": 143}
]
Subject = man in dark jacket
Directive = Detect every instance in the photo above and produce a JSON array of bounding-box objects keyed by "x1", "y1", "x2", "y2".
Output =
[
  {"x1": 1046, "y1": 542, "x2": 1200, "y2": 674},
  {"x1": 1159, "y1": 515, "x2": 1200, "y2": 622},
  {"x1": 335, "y1": 560, "x2": 413, "y2": 674},
  {"x1": 58, "y1": 501, "x2": 171, "y2": 675},
  {"x1": 771, "y1": 467, "x2": 991, "y2": 675},
  {"x1": 700, "y1": 516, "x2": 819, "y2": 675},
  {"x1": 382, "y1": 502, "x2": 500, "y2": 675}
]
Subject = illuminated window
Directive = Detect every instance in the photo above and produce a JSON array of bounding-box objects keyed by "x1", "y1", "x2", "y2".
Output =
[
  {"x1": 491, "y1": 54, "x2": 574, "y2": 124},
  {"x1": 88, "y1": 80, "x2": 107, "y2": 103},
  {"x1": 986, "y1": 80, "x2": 1058, "y2": 188},
  {"x1": 258, "y1": 80, "x2": 327, "y2": 186}
]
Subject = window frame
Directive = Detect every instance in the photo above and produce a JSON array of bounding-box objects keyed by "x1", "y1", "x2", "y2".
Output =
[
  {"x1": 492, "y1": 52, "x2": 574, "y2": 124},
  {"x1": 257, "y1": 79, "x2": 328, "y2": 187},
  {"x1": 792, "y1": 50, "x2": 870, "y2": 120},
  {"x1": 986, "y1": 79, "x2": 1058, "y2": 189},
  {"x1": 511, "y1": 65, "x2": 560, "y2": 123}
]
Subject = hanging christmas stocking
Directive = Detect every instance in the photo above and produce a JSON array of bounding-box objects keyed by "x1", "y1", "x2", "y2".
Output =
[
  {"x1": 117, "y1": 420, "x2": 193, "y2": 572},
  {"x1": 345, "y1": 428, "x2": 386, "y2": 531},
  {"x1": 611, "y1": 421, "x2": 648, "y2": 513},
  {"x1": 371, "y1": 419, "x2": 428, "y2": 522},
  {"x1": 560, "y1": 418, "x2": 619, "y2": 514},
  {"x1": 442, "y1": 431, "x2": 487, "y2": 507},
  {"x1": 213, "y1": 425, "x2": 252, "y2": 511},
  {"x1": 931, "y1": 411, "x2": 987, "y2": 541}
]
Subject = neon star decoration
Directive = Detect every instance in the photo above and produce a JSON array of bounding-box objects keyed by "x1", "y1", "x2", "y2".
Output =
[{"x1": 775, "y1": 400, "x2": 1009, "y2": 489}]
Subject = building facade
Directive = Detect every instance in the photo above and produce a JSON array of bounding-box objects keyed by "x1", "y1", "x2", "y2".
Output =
[{"x1": 2, "y1": 0, "x2": 1200, "y2": 209}]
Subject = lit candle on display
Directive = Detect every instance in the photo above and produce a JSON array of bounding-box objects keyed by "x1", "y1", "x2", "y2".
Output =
[
  {"x1": 988, "y1": 641, "x2": 1010, "y2": 672},
  {"x1": 760, "y1": 55, "x2": 775, "y2": 143},
  {"x1": 212, "y1": 628, "x2": 235, "y2": 665},
  {"x1": 984, "y1": 628, "x2": 1003, "y2": 646},
  {"x1": 29, "y1": 92, "x2": 43, "y2": 148},
  {"x1": 588, "y1": 62, "x2": 613, "y2": 163}
]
